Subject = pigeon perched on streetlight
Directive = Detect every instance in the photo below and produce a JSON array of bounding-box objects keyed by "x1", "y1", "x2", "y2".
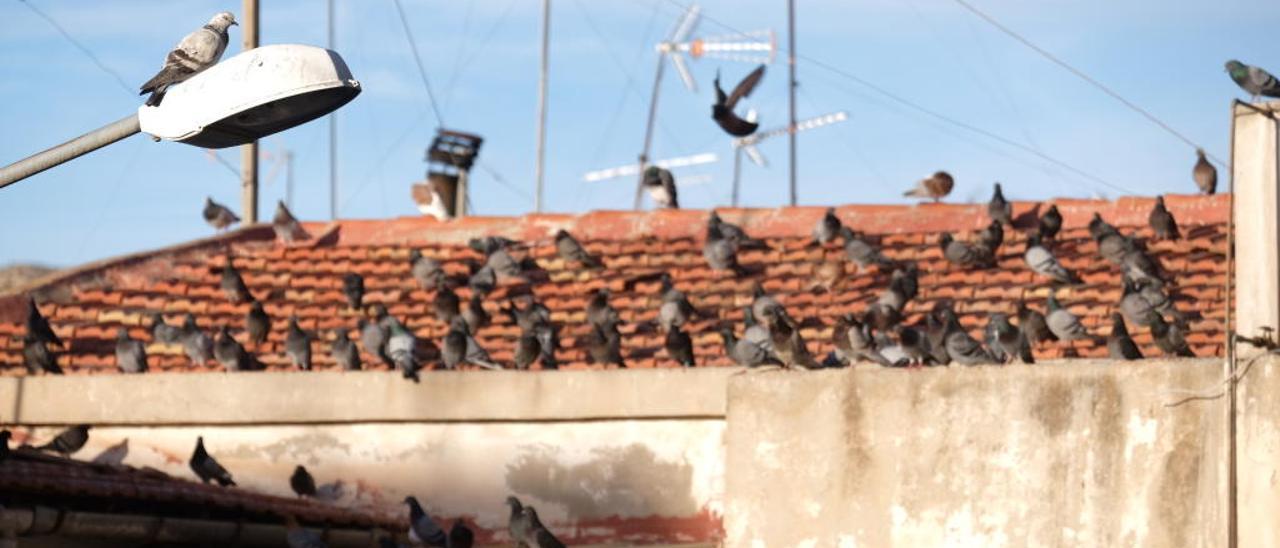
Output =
[
  {"x1": 246, "y1": 300, "x2": 270, "y2": 348},
  {"x1": 23, "y1": 335, "x2": 62, "y2": 375},
  {"x1": 903, "y1": 171, "x2": 954, "y2": 202},
  {"x1": 812, "y1": 207, "x2": 843, "y2": 246},
  {"x1": 221, "y1": 257, "x2": 251, "y2": 303},
  {"x1": 704, "y1": 222, "x2": 747, "y2": 276},
  {"x1": 712, "y1": 65, "x2": 766, "y2": 137},
  {"x1": 285, "y1": 316, "x2": 312, "y2": 371},
  {"x1": 1107, "y1": 313, "x2": 1143, "y2": 360},
  {"x1": 1193, "y1": 149, "x2": 1217, "y2": 195},
  {"x1": 1046, "y1": 293, "x2": 1092, "y2": 342},
  {"x1": 554, "y1": 229, "x2": 602, "y2": 268},
  {"x1": 214, "y1": 325, "x2": 259, "y2": 371},
  {"x1": 37, "y1": 425, "x2": 90, "y2": 456},
  {"x1": 838, "y1": 227, "x2": 896, "y2": 271},
  {"x1": 1150, "y1": 315, "x2": 1196, "y2": 357},
  {"x1": 1225, "y1": 60, "x2": 1280, "y2": 103},
  {"x1": 403, "y1": 496, "x2": 447, "y2": 547},
  {"x1": 1038, "y1": 205, "x2": 1062, "y2": 241},
  {"x1": 1024, "y1": 234, "x2": 1079, "y2": 285},
  {"x1": 290, "y1": 465, "x2": 317, "y2": 498},
  {"x1": 1016, "y1": 300, "x2": 1055, "y2": 345},
  {"x1": 190, "y1": 436, "x2": 236, "y2": 486},
  {"x1": 988, "y1": 183, "x2": 1012, "y2": 226},
  {"x1": 720, "y1": 327, "x2": 779, "y2": 367},
  {"x1": 1148, "y1": 196, "x2": 1180, "y2": 241},
  {"x1": 939, "y1": 232, "x2": 995, "y2": 269},
  {"x1": 385, "y1": 316, "x2": 422, "y2": 382},
  {"x1": 140, "y1": 12, "x2": 236, "y2": 106},
  {"x1": 988, "y1": 314, "x2": 1034, "y2": 364},
  {"x1": 150, "y1": 312, "x2": 183, "y2": 345},
  {"x1": 203, "y1": 197, "x2": 240, "y2": 232},
  {"x1": 25, "y1": 298, "x2": 61, "y2": 348},
  {"x1": 91, "y1": 438, "x2": 129, "y2": 467},
  {"x1": 330, "y1": 329, "x2": 361, "y2": 371},
  {"x1": 664, "y1": 325, "x2": 695, "y2": 367},
  {"x1": 181, "y1": 314, "x2": 213, "y2": 366},
  {"x1": 273, "y1": 201, "x2": 309, "y2": 243},
  {"x1": 342, "y1": 273, "x2": 365, "y2": 311},
  {"x1": 409, "y1": 249, "x2": 446, "y2": 290},
  {"x1": 641, "y1": 166, "x2": 679, "y2": 209},
  {"x1": 115, "y1": 327, "x2": 148, "y2": 374}
]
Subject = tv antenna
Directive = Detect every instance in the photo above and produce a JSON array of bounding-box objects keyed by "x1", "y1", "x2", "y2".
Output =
[
  {"x1": 729, "y1": 111, "x2": 848, "y2": 206},
  {"x1": 583, "y1": 152, "x2": 717, "y2": 183}
]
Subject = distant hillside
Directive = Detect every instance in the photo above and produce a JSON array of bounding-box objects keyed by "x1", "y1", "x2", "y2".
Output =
[{"x1": 0, "y1": 263, "x2": 58, "y2": 294}]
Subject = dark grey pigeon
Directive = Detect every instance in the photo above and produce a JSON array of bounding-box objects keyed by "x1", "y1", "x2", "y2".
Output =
[
  {"x1": 988, "y1": 183, "x2": 1012, "y2": 226},
  {"x1": 434, "y1": 286, "x2": 461, "y2": 325},
  {"x1": 150, "y1": 312, "x2": 183, "y2": 344},
  {"x1": 895, "y1": 324, "x2": 933, "y2": 366},
  {"x1": 534, "y1": 323, "x2": 560, "y2": 370},
  {"x1": 520, "y1": 506, "x2": 566, "y2": 548},
  {"x1": 409, "y1": 249, "x2": 446, "y2": 290},
  {"x1": 290, "y1": 465, "x2": 317, "y2": 498},
  {"x1": 449, "y1": 520, "x2": 475, "y2": 548},
  {"x1": 988, "y1": 314, "x2": 1034, "y2": 364},
  {"x1": 330, "y1": 329, "x2": 361, "y2": 371},
  {"x1": 37, "y1": 425, "x2": 90, "y2": 456},
  {"x1": 977, "y1": 219, "x2": 1004, "y2": 253},
  {"x1": 554, "y1": 229, "x2": 602, "y2": 268},
  {"x1": 385, "y1": 316, "x2": 421, "y2": 382},
  {"x1": 844, "y1": 315, "x2": 900, "y2": 367},
  {"x1": 939, "y1": 232, "x2": 995, "y2": 269},
  {"x1": 115, "y1": 327, "x2": 148, "y2": 374},
  {"x1": 709, "y1": 211, "x2": 767, "y2": 249},
  {"x1": 1, "y1": 430, "x2": 11, "y2": 462},
  {"x1": 767, "y1": 311, "x2": 817, "y2": 369},
  {"x1": 1046, "y1": 293, "x2": 1092, "y2": 341},
  {"x1": 1024, "y1": 234, "x2": 1079, "y2": 284},
  {"x1": 467, "y1": 263, "x2": 496, "y2": 299},
  {"x1": 1037, "y1": 205, "x2": 1062, "y2": 241},
  {"x1": 23, "y1": 335, "x2": 62, "y2": 375},
  {"x1": 1226, "y1": 59, "x2": 1280, "y2": 102},
  {"x1": 462, "y1": 294, "x2": 490, "y2": 334},
  {"x1": 704, "y1": 223, "x2": 747, "y2": 276},
  {"x1": 25, "y1": 298, "x2": 62, "y2": 347},
  {"x1": 658, "y1": 274, "x2": 706, "y2": 330},
  {"x1": 940, "y1": 310, "x2": 996, "y2": 365},
  {"x1": 664, "y1": 325, "x2": 695, "y2": 367},
  {"x1": 720, "y1": 327, "x2": 780, "y2": 367},
  {"x1": 812, "y1": 207, "x2": 843, "y2": 246},
  {"x1": 203, "y1": 196, "x2": 240, "y2": 231},
  {"x1": 506, "y1": 296, "x2": 553, "y2": 332},
  {"x1": 1193, "y1": 149, "x2": 1217, "y2": 195},
  {"x1": 468, "y1": 236, "x2": 518, "y2": 255},
  {"x1": 924, "y1": 306, "x2": 954, "y2": 365},
  {"x1": 403, "y1": 496, "x2": 447, "y2": 547},
  {"x1": 342, "y1": 273, "x2": 365, "y2": 311},
  {"x1": 484, "y1": 246, "x2": 523, "y2": 279},
  {"x1": 273, "y1": 201, "x2": 309, "y2": 242},
  {"x1": 586, "y1": 289, "x2": 619, "y2": 331},
  {"x1": 1148, "y1": 196, "x2": 1180, "y2": 241},
  {"x1": 712, "y1": 65, "x2": 766, "y2": 137},
  {"x1": 1119, "y1": 277, "x2": 1161, "y2": 328},
  {"x1": 829, "y1": 314, "x2": 857, "y2": 366},
  {"x1": 221, "y1": 258, "x2": 251, "y2": 303},
  {"x1": 214, "y1": 325, "x2": 258, "y2": 371},
  {"x1": 514, "y1": 329, "x2": 542, "y2": 370},
  {"x1": 1121, "y1": 241, "x2": 1165, "y2": 286},
  {"x1": 751, "y1": 283, "x2": 793, "y2": 328},
  {"x1": 285, "y1": 315, "x2": 312, "y2": 371},
  {"x1": 246, "y1": 300, "x2": 270, "y2": 347},
  {"x1": 1150, "y1": 315, "x2": 1196, "y2": 357},
  {"x1": 360, "y1": 305, "x2": 392, "y2": 367},
  {"x1": 838, "y1": 227, "x2": 896, "y2": 270},
  {"x1": 181, "y1": 314, "x2": 214, "y2": 366},
  {"x1": 443, "y1": 317, "x2": 502, "y2": 370},
  {"x1": 189, "y1": 436, "x2": 235, "y2": 486},
  {"x1": 641, "y1": 166, "x2": 679, "y2": 209},
  {"x1": 1088, "y1": 212, "x2": 1118, "y2": 241},
  {"x1": 1107, "y1": 313, "x2": 1143, "y2": 360},
  {"x1": 586, "y1": 317, "x2": 626, "y2": 368},
  {"x1": 1016, "y1": 300, "x2": 1056, "y2": 345},
  {"x1": 742, "y1": 306, "x2": 773, "y2": 353}
]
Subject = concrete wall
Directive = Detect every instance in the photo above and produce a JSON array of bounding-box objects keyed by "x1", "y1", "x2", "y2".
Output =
[{"x1": 1236, "y1": 354, "x2": 1280, "y2": 548}]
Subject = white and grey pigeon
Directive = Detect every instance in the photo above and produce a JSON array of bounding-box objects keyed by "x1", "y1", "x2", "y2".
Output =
[
  {"x1": 1024, "y1": 235, "x2": 1079, "y2": 285},
  {"x1": 140, "y1": 12, "x2": 237, "y2": 106},
  {"x1": 812, "y1": 207, "x2": 842, "y2": 246},
  {"x1": 385, "y1": 316, "x2": 422, "y2": 383},
  {"x1": 642, "y1": 166, "x2": 678, "y2": 209},
  {"x1": 1046, "y1": 293, "x2": 1093, "y2": 342},
  {"x1": 273, "y1": 201, "x2": 310, "y2": 242},
  {"x1": 403, "y1": 496, "x2": 447, "y2": 547}
]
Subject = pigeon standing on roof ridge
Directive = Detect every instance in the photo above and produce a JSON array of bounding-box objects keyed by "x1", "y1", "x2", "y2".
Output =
[
  {"x1": 203, "y1": 196, "x2": 240, "y2": 232},
  {"x1": 181, "y1": 313, "x2": 214, "y2": 366},
  {"x1": 903, "y1": 171, "x2": 954, "y2": 202},
  {"x1": 554, "y1": 229, "x2": 603, "y2": 269},
  {"x1": 140, "y1": 12, "x2": 236, "y2": 106},
  {"x1": 641, "y1": 166, "x2": 679, "y2": 209},
  {"x1": 838, "y1": 226, "x2": 896, "y2": 271},
  {"x1": 409, "y1": 249, "x2": 446, "y2": 290},
  {"x1": 1037, "y1": 205, "x2": 1062, "y2": 241},
  {"x1": 115, "y1": 327, "x2": 149, "y2": 374},
  {"x1": 190, "y1": 436, "x2": 236, "y2": 487},
  {"x1": 273, "y1": 201, "x2": 310, "y2": 243},
  {"x1": 703, "y1": 222, "x2": 748, "y2": 276},
  {"x1": 709, "y1": 211, "x2": 767, "y2": 249},
  {"x1": 712, "y1": 64, "x2": 766, "y2": 137},
  {"x1": 23, "y1": 335, "x2": 62, "y2": 375},
  {"x1": 37, "y1": 425, "x2": 91, "y2": 456},
  {"x1": 290, "y1": 465, "x2": 318, "y2": 498},
  {"x1": 812, "y1": 207, "x2": 843, "y2": 246},
  {"x1": 1193, "y1": 149, "x2": 1217, "y2": 195},
  {"x1": 1225, "y1": 59, "x2": 1280, "y2": 103},
  {"x1": 988, "y1": 183, "x2": 1013, "y2": 227},
  {"x1": 285, "y1": 315, "x2": 313, "y2": 371},
  {"x1": 1107, "y1": 313, "x2": 1144, "y2": 360},
  {"x1": 342, "y1": 273, "x2": 365, "y2": 311},
  {"x1": 330, "y1": 328, "x2": 361, "y2": 371},
  {"x1": 91, "y1": 438, "x2": 129, "y2": 467},
  {"x1": 939, "y1": 232, "x2": 995, "y2": 270},
  {"x1": 1148, "y1": 196, "x2": 1180, "y2": 241},
  {"x1": 25, "y1": 297, "x2": 62, "y2": 348}
]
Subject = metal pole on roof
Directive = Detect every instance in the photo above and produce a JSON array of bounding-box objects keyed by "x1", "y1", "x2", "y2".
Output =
[
  {"x1": 241, "y1": 0, "x2": 260, "y2": 223},
  {"x1": 731, "y1": 145, "x2": 742, "y2": 207},
  {"x1": 635, "y1": 57, "x2": 666, "y2": 210},
  {"x1": 534, "y1": 0, "x2": 551, "y2": 213},
  {"x1": 786, "y1": 0, "x2": 797, "y2": 206},
  {"x1": 328, "y1": 0, "x2": 338, "y2": 220},
  {"x1": 0, "y1": 114, "x2": 140, "y2": 190}
]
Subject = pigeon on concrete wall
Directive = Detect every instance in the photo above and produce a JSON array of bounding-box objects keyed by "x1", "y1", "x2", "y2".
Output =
[
  {"x1": 150, "y1": 312, "x2": 183, "y2": 345},
  {"x1": 404, "y1": 496, "x2": 447, "y2": 547},
  {"x1": 181, "y1": 314, "x2": 214, "y2": 366},
  {"x1": 23, "y1": 335, "x2": 62, "y2": 375},
  {"x1": 140, "y1": 12, "x2": 237, "y2": 106},
  {"x1": 285, "y1": 316, "x2": 313, "y2": 371},
  {"x1": 1225, "y1": 59, "x2": 1280, "y2": 102},
  {"x1": 1107, "y1": 313, "x2": 1143, "y2": 360},
  {"x1": 330, "y1": 329, "x2": 361, "y2": 371},
  {"x1": 245, "y1": 300, "x2": 270, "y2": 347},
  {"x1": 25, "y1": 298, "x2": 61, "y2": 348}
]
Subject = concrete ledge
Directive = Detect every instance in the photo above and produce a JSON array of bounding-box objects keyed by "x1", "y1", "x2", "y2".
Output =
[{"x1": 0, "y1": 367, "x2": 742, "y2": 425}]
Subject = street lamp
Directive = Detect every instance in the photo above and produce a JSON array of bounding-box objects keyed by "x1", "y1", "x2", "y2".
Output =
[{"x1": 0, "y1": 44, "x2": 361, "y2": 189}]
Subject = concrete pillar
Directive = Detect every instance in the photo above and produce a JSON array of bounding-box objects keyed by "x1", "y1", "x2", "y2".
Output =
[{"x1": 1232, "y1": 100, "x2": 1280, "y2": 347}]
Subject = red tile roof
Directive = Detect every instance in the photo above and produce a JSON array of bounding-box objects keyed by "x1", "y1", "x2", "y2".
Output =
[{"x1": 0, "y1": 194, "x2": 1229, "y2": 374}]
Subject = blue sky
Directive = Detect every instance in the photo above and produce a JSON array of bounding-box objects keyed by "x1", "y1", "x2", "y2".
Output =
[{"x1": 1, "y1": 0, "x2": 1277, "y2": 267}]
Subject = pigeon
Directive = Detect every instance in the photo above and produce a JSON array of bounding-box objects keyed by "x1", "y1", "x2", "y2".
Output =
[
  {"x1": 838, "y1": 227, "x2": 896, "y2": 270},
  {"x1": 115, "y1": 327, "x2": 148, "y2": 374},
  {"x1": 506, "y1": 295, "x2": 553, "y2": 332},
  {"x1": 1088, "y1": 212, "x2": 1118, "y2": 241},
  {"x1": 246, "y1": 300, "x2": 270, "y2": 347},
  {"x1": 520, "y1": 506, "x2": 566, "y2": 548},
  {"x1": 342, "y1": 273, "x2": 365, "y2": 311},
  {"x1": 465, "y1": 264, "x2": 497, "y2": 298},
  {"x1": 533, "y1": 323, "x2": 560, "y2": 370},
  {"x1": 924, "y1": 305, "x2": 955, "y2": 365},
  {"x1": 1150, "y1": 315, "x2": 1196, "y2": 357},
  {"x1": 214, "y1": 325, "x2": 258, "y2": 371},
  {"x1": 664, "y1": 325, "x2": 695, "y2": 367},
  {"x1": 285, "y1": 516, "x2": 328, "y2": 548},
  {"x1": 449, "y1": 521, "x2": 475, "y2": 548},
  {"x1": 330, "y1": 329, "x2": 361, "y2": 371},
  {"x1": 1121, "y1": 240, "x2": 1166, "y2": 286},
  {"x1": 181, "y1": 314, "x2": 214, "y2": 366},
  {"x1": 750, "y1": 283, "x2": 792, "y2": 327},
  {"x1": 507, "y1": 497, "x2": 532, "y2": 547},
  {"x1": 812, "y1": 207, "x2": 843, "y2": 246},
  {"x1": 988, "y1": 314, "x2": 1034, "y2": 364},
  {"x1": 1016, "y1": 299, "x2": 1056, "y2": 345},
  {"x1": 940, "y1": 310, "x2": 996, "y2": 365},
  {"x1": 443, "y1": 317, "x2": 502, "y2": 370},
  {"x1": 1038, "y1": 205, "x2": 1062, "y2": 241},
  {"x1": 25, "y1": 298, "x2": 61, "y2": 347},
  {"x1": 190, "y1": 436, "x2": 235, "y2": 486},
  {"x1": 712, "y1": 64, "x2": 766, "y2": 137},
  {"x1": 586, "y1": 289, "x2": 619, "y2": 330},
  {"x1": 434, "y1": 286, "x2": 461, "y2": 325},
  {"x1": 203, "y1": 196, "x2": 240, "y2": 231},
  {"x1": 385, "y1": 316, "x2": 422, "y2": 382},
  {"x1": 586, "y1": 317, "x2": 626, "y2": 368},
  {"x1": 150, "y1": 312, "x2": 183, "y2": 344},
  {"x1": 469, "y1": 236, "x2": 518, "y2": 255},
  {"x1": 462, "y1": 294, "x2": 490, "y2": 334},
  {"x1": 766, "y1": 311, "x2": 817, "y2": 369},
  {"x1": 315, "y1": 480, "x2": 346, "y2": 502},
  {"x1": 709, "y1": 211, "x2": 767, "y2": 249},
  {"x1": 273, "y1": 201, "x2": 309, "y2": 242},
  {"x1": 360, "y1": 305, "x2": 392, "y2": 367},
  {"x1": 704, "y1": 223, "x2": 747, "y2": 276},
  {"x1": 514, "y1": 329, "x2": 542, "y2": 370},
  {"x1": 903, "y1": 171, "x2": 954, "y2": 202},
  {"x1": 0, "y1": 430, "x2": 10, "y2": 463},
  {"x1": 1107, "y1": 313, "x2": 1143, "y2": 360},
  {"x1": 485, "y1": 249, "x2": 525, "y2": 281},
  {"x1": 1095, "y1": 228, "x2": 1131, "y2": 267},
  {"x1": 842, "y1": 315, "x2": 900, "y2": 367},
  {"x1": 37, "y1": 425, "x2": 90, "y2": 456},
  {"x1": 641, "y1": 166, "x2": 679, "y2": 209},
  {"x1": 894, "y1": 324, "x2": 934, "y2": 365},
  {"x1": 658, "y1": 273, "x2": 707, "y2": 330},
  {"x1": 939, "y1": 232, "x2": 995, "y2": 269},
  {"x1": 808, "y1": 260, "x2": 844, "y2": 293},
  {"x1": 139, "y1": 12, "x2": 236, "y2": 106},
  {"x1": 285, "y1": 315, "x2": 312, "y2": 371},
  {"x1": 720, "y1": 327, "x2": 780, "y2": 367},
  {"x1": 742, "y1": 306, "x2": 775, "y2": 355},
  {"x1": 1024, "y1": 234, "x2": 1079, "y2": 284},
  {"x1": 1148, "y1": 195, "x2": 1180, "y2": 241},
  {"x1": 416, "y1": 177, "x2": 453, "y2": 222},
  {"x1": 554, "y1": 229, "x2": 602, "y2": 268},
  {"x1": 409, "y1": 249, "x2": 446, "y2": 290},
  {"x1": 23, "y1": 335, "x2": 62, "y2": 375},
  {"x1": 1225, "y1": 59, "x2": 1280, "y2": 102},
  {"x1": 221, "y1": 258, "x2": 251, "y2": 303},
  {"x1": 1193, "y1": 149, "x2": 1217, "y2": 195},
  {"x1": 976, "y1": 219, "x2": 1004, "y2": 253},
  {"x1": 988, "y1": 183, "x2": 1013, "y2": 226},
  {"x1": 1119, "y1": 277, "x2": 1162, "y2": 327},
  {"x1": 91, "y1": 438, "x2": 129, "y2": 467},
  {"x1": 291, "y1": 465, "x2": 317, "y2": 498},
  {"x1": 1046, "y1": 293, "x2": 1092, "y2": 341},
  {"x1": 404, "y1": 496, "x2": 447, "y2": 547}
]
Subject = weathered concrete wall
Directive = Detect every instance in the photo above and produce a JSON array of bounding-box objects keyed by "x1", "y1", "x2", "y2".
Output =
[
  {"x1": 1237, "y1": 354, "x2": 1280, "y2": 548},
  {"x1": 724, "y1": 360, "x2": 1230, "y2": 547}
]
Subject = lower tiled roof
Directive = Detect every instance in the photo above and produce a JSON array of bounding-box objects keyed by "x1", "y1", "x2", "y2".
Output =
[{"x1": 0, "y1": 194, "x2": 1228, "y2": 374}]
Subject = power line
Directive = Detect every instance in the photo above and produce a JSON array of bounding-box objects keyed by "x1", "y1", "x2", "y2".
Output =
[
  {"x1": 948, "y1": 0, "x2": 1225, "y2": 166},
  {"x1": 391, "y1": 0, "x2": 446, "y2": 127},
  {"x1": 18, "y1": 0, "x2": 135, "y2": 96}
]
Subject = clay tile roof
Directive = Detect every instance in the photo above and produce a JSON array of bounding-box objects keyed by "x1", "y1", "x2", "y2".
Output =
[{"x1": 0, "y1": 194, "x2": 1229, "y2": 374}]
